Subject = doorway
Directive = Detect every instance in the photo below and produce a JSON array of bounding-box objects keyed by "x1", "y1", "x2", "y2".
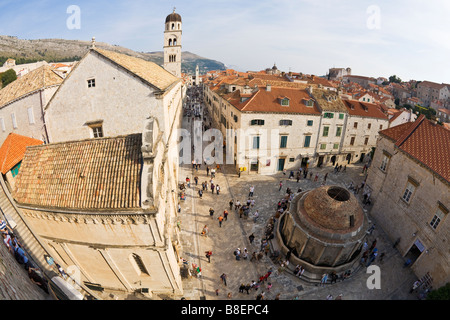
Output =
[
  {"x1": 301, "y1": 157, "x2": 309, "y2": 168},
  {"x1": 331, "y1": 155, "x2": 337, "y2": 166},
  {"x1": 404, "y1": 239, "x2": 425, "y2": 265},
  {"x1": 346, "y1": 153, "x2": 352, "y2": 164},
  {"x1": 277, "y1": 158, "x2": 285, "y2": 171},
  {"x1": 317, "y1": 156, "x2": 324, "y2": 167}
]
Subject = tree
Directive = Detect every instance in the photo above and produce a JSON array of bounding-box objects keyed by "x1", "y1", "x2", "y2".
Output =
[
  {"x1": 426, "y1": 283, "x2": 450, "y2": 300},
  {"x1": 389, "y1": 75, "x2": 402, "y2": 83},
  {"x1": 0, "y1": 69, "x2": 17, "y2": 88}
]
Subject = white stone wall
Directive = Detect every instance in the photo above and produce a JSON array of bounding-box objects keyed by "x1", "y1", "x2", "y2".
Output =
[
  {"x1": 342, "y1": 115, "x2": 388, "y2": 163},
  {"x1": 0, "y1": 86, "x2": 57, "y2": 144},
  {"x1": 45, "y1": 52, "x2": 166, "y2": 143}
]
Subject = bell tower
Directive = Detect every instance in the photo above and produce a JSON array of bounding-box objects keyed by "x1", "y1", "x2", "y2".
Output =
[{"x1": 164, "y1": 8, "x2": 182, "y2": 78}]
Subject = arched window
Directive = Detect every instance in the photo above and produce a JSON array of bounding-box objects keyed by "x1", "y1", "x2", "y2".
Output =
[
  {"x1": 173, "y1": 38, "x2": 177, "y2": 46},
  {"x1": 168, "y1": 39, "x2": 172, "y2": 46},
  {"x1": 172, "y1": 23, "x2": 175, "y2": 30},
  {"x1": 178, "y1": 23, "x2": 180, "y2": 29}
]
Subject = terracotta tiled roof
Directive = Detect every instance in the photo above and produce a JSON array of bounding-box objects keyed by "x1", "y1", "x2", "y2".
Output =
[
  {"x1": 94, "y1": 49, "x2": 179, "y2": 91},
  {"x1": 224, "y1": 86, "x2": 321, "y2": 115},
  {"x1": 0, "y1": 133, "x2": 43, "y2": 174},
  {"x1": 380, "y1": 115, "x2": 450, "y2": 182},
  {"x1": 13, "y1": 134, "x2": 143, "y2": 210},
  {"x1": 0, "y1": 65, "x2": 63, "y2": 108},
  {"x1": 343, "y1": 99, "x2": 388, "y2": 119}
]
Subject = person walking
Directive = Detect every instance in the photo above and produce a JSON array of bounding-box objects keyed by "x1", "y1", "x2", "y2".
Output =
[
  {"x1": 198, "y1": 189, "x2": 203, "y2": 199},
  {"x1": 223, "y1": 210, "x2": 229, "y2": 221},
  {"x1": 249, "y1": 186, "x2": 254, "y2": 197},
  {"x1": 248, "y1": 233, "x2": 255, "y2": 244},
  {"x1": 216, "y1": 184, "x2": 220, "y2": 195},
  {"x1": 201, "y1": 225, "x2": 209, "y2": 237},
  {"x1": 220, "y1": 273, "x2": 227, "y2": 286},
  {"x1": 229, "y1": 199, "x2": 234, "y2": 210},
  {"x1": 253, "y1": 210, "x2": 259, "y2": 223},
  {"x1": 205, "y1": 250, "x2": 212, "y2": 263},
  {"x1": 279, "y1": 181, "x2": 283, "y2": 191},
  {"x1": 320, "y1": 273, "x2": 328, "y2": 286},
  {"x1": 209, "y1": 208, "x2": 215, "y2": 219},
  {"x1": 218, "y1": 215, "x2": 224, "y2": 227}
]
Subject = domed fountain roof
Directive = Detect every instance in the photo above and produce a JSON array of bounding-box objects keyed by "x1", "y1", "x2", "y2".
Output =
[{"x1": 298, "y1": 185, "x2": 364, "y2": 235}]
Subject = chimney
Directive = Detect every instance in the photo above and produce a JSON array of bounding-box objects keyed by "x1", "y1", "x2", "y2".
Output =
[{"x1": 266, "y1": 84, "x2": 271, "y2": 92}]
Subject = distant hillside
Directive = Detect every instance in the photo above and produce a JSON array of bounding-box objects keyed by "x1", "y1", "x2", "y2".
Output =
[{"x1": 0, "y1": 35, "x2": 226, "y2": 74}]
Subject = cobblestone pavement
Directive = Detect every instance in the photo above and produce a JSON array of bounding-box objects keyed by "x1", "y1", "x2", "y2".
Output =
[{"x1": 177, "y1": 106, "x2": 419, "y2": 301}]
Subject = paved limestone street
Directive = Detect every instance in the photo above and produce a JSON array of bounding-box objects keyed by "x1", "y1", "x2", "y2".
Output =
[{"x1": 176, "y1": 86, "x2": 419, "y2": 301}]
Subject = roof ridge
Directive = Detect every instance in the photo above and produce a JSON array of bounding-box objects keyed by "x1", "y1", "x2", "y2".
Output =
[
  {"x1": 240, "y1": 88, "x2": 260, "y2": 111},
  {"x1": 394, "y1": 114, "x2": 425, "y2": 147}
]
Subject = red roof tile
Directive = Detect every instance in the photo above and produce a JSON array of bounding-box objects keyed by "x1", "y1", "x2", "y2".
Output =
[
  {"x1": 380, "y1": 115, "x2": 450, "y2": 182},
  {"x1": 13, "y1": 134, "x2": 142, "y2": 210},
  {"x1": 0, "y1": 133, "x2": 43, "y2": 174}
]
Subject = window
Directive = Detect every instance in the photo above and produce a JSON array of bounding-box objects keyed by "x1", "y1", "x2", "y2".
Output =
[
  {"x1": 339, "y1": 113, "x2": 344, "y2": 120},
  {"x1": 87, "y1": 79, "x2": 95, "y2": 88},
  {"x1": 92, "y1": 126, "x2": 103, "y2": 138},
  {"x1": 350, "y1": 137, "x2": 355, "y2": 146},
  {"x1": 380, "y1": 152, "x2": 391, "y2": 172},
  {"x1": 130, "y1": 253, "x2": 149, "y2": 276},
  {"x1": 336, "y1": 126, "x2": 342, "y2": 137},
  {"x1": 304, "y1": 135, "x2": 311, "y2": 147},
  {"x1": 289, "y1": 158, "x2": 295, "y2": 162},
  {"x1": 279, "y1": 119, "x2": 293, "y2": 126},
  {"x1": 324, "y1": 112, "x2": 334, "y2": 118},
  {"x1": 333, "y1": 143, "x2": 339, "y2": 149},
  {"x1": 11, "y1": 113, "x2": 17, "y2": 129},
  {"x1": 280, "y1": 135, "x2": 288, "y2": 148},
  {"x1": 380, "y1": 125, "x2": 383, "y2": 130},
  {"x1": 354, "y1": 122, "x2": 358, "y2": 129},
  {"x1": 281, "y1": 98, "x2": 290, "y2": 106},
  {"x1": 402, "y1": 180, "x2": 417, "y2": 203},
  {"x1": 320, "y1": 143, "x2": 326, "y2": 150},
  {"x1": 252, "y1": 136, "x2": 260, "y2": 149},
  {"x1": 250, "y1": 119, "x2": 265, "y2": 126},
  {"x1": 307, "y1": 120, "x2": 313, "y2": 126},
  {"x1": 364, "y1": 137, "x2": 369, "y2": 145},
  {"x1": 323, "y1": 126, "x2": 329, "y2": 137},
  {"x1": 430, "y1": 204, "x2": 448, "y2": 230},
  {"x1": 305, "y1": 99, "x2": 314, "y2": 107},
  {"x1": 27, "y1": 107, "x2": 35, "y2": 124},
  {"x1": 368, "y1": 123, "x2": 372, "y2": 129}
]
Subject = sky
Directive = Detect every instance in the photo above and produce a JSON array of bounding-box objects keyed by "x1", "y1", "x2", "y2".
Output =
[{"x1": 0, "y1": 0, "x2": 449, "y2": 83}]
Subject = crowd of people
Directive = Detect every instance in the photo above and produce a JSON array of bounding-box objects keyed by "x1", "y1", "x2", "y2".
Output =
[{"x1": 1, "y1": 218, "x2": 50, "y2": 294}]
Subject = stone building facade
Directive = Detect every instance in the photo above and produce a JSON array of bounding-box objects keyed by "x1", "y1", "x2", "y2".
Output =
[
  {"x1": 0, "y1": 65, "x2": 63, "y2": 145},
  {"x1": 365, "y1": 115, "x2": 450, "y2": 288},
  {"x1": 13, "y1": 122, "x2": 184, "y2": 298}
]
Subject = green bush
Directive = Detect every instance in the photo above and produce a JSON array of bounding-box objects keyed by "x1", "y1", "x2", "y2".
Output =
[{"x1": 426, "y1": 283, "x2": 450, "y2": 300}]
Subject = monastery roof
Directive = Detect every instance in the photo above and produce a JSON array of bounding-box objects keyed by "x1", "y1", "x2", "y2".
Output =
[
  {"x1": 94, "y1": 49, "x2": 179, "y2": 91},
  {"x1": 13, "y1": 134, "x2": 143, "y2": 210},
  {"x1": 0, "y1": 133, "x2": 43, "y2": 174},
  {"x1": 0, "y1": 65, "x2": 63, "y2": 108},
  {"x1": 223, "y1": 86, "x2": 321, "y2": 115},
  {"x1": 380, "y1": 115, "x2": 450, "y2": 182}
]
